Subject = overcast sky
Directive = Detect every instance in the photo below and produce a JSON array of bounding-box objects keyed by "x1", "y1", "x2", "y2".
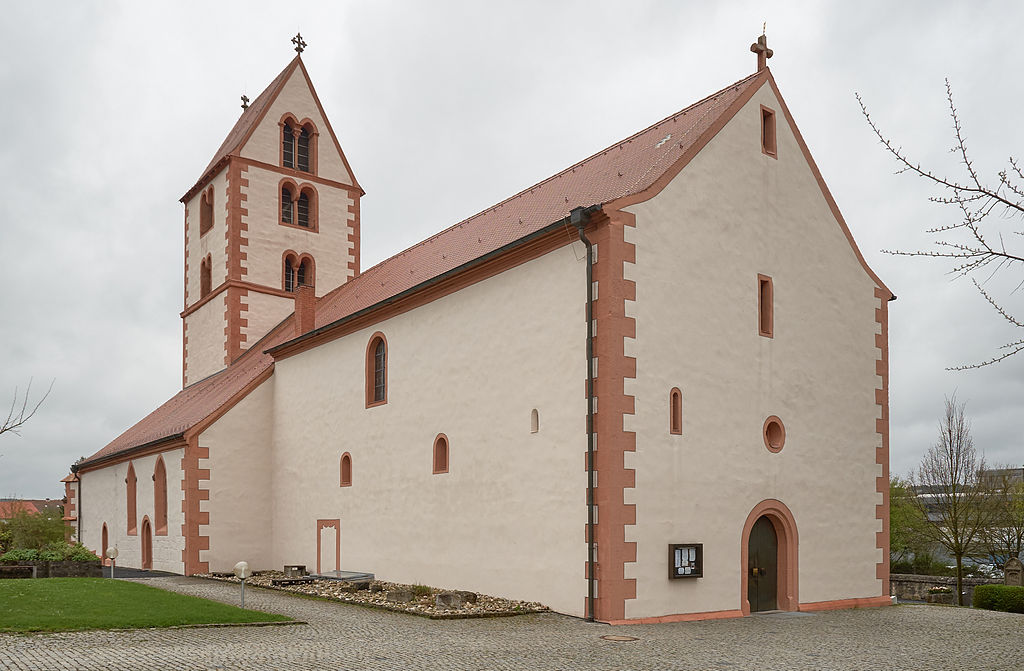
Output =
[{"x1": 1, "y1": 1, "x2": 1021, "y2": 498}]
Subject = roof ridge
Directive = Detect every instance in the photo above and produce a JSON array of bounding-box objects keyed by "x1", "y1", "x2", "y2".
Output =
[{"x1": 318, "y1": 70, "x2": 763, "y2": 287}]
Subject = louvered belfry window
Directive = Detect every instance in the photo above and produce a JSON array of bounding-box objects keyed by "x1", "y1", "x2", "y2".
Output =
[
  {"x1": 297, "y1": 128, "x2": 311, "y2": 172},
  {"x1": 373, "y1": 339, "x2": 386, "y2": 402},
  {"x1": 297, "y1": 192, "x2": 310, "y2": 228},
  {"x1": 285, "y1": 257, "x2": 295, "y2": 292},
  {"x1": 281, "y1": 187, "x2": 293, "y2": 224},
  {"x1": 283, "y1": 123, "x2": 295, "y2": 168}
]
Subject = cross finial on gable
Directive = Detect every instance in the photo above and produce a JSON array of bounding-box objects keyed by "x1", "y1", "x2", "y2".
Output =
[
  {"x1": 240, "y1": 95, "x2": 250, "y2": 110},
  {"x1": 292, "y1": 32, "x2": 307, "y2": 54},
  {"x1": 750, "y1": 31, "x2": 773, "y2": 72}
]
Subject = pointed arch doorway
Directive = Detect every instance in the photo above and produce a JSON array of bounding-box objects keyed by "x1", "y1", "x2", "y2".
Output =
[
  {"x1": 141, "y1": 517, "x2": 153, "y2": 570},
  {"x1": 741, "y1": 499, "x2": 798, "y2": 615}
]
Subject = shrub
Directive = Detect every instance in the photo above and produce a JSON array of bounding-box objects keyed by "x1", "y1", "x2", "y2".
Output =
[
  {"x1": 973, "y1": 585, "x2": 1024, "y2": 614},
  {"x1": 1, "y1": 543, "x2": 99, "y2": 564},
  {"x1": 412, "y1": 584, "x2": 432, "y2": 597},
  {"x1": 1, "y1": 548, "x2": 40, "y2": 562}
]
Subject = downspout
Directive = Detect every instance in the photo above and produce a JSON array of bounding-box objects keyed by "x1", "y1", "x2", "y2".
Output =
[{"x1": 570, "y1": 205, "x2": 596, "y2": 622}]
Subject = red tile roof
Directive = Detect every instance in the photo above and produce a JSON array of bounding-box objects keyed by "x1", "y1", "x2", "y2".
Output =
[
  {"x1": 0, "y1": 500, "x2": 40, "y2": 519},
  {"x1": 81, "y1": 69, "x2": 764, "y2": 468}
]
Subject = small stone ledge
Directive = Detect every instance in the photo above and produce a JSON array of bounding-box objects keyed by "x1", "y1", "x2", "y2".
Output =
[{"x1": 197, "y1": 572, "x2": 549, "y2": 620}]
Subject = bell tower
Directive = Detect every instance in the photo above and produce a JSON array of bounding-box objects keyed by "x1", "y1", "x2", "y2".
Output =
[{"x1": 179, "y1": 36, "x2": 363, "y2": 386}]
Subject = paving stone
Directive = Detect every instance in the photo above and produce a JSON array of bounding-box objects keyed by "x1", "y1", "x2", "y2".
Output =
[{"x1": 2, "y1": 577, "x2": 1022, "y2": 670}]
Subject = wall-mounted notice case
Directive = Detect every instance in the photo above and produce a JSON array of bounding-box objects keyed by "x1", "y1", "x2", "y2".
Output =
[{"x1": 669, "y1": 543, "x2": 703, "y2": 579}]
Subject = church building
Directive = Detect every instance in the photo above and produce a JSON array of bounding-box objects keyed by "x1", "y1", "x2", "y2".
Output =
[{"x1": 63, "y1": 35, "x2": 893, "y2": 623}]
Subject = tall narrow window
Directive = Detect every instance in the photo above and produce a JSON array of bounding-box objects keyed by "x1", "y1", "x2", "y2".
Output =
[
  {"x1": 101, "y1": 523, "x2": 109, "y2": 566},
  {"x1": 530, "y1": 408, "x2": 539, "y2": 434},
  {"x1": 761, "y1": 106, "x2": 777, "y2": 158},
  {"x1": 281, "y1": 187, "x2": 293, "y2": 224},
  {"x1": 283, "y1": 122, "x2": 295, "y2": 168},
  {"x1": 365, "y1": 333, "x2": 387, "y2": 407},
  {"x1": 297, "y1": 192, "x2": 310, "y2": 228},
  {"x1": 340, "y1": 453, "x2": 352, "y2": 487},
  {"x1": 199, "y1": 189, "x2": 213, "y2": 236},
  {"x1": 200, "y1": 255, "x2": 212, "y2": 298},
  {"x1": 670, "y1": 388, "x2": 683, "y2": 435},
  {"x1": 125, "y1": 462, "x2": 137, "y2": 536},
  {"x1": 297, "y1": 128, "x2": 311, "y2": 172},
  {"x1": 153, "y1": 456, "x2": 168, "y2": 535},
  {"x1": 433, "y1": 434, "x2": 449, "y2": 474},
  {"x1": 284, "y1": 256, "x2": 296, "y2": 292},
  {"x1": 758, "y1": 274, "x2": 774, "y2": 338}
]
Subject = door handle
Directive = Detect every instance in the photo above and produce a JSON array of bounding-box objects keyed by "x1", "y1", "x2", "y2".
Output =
[{"x1": 751, "y1": 567, "x2": 759, "y2": 577}]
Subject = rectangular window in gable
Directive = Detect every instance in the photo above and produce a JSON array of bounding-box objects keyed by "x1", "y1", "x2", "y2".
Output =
[
  {"x1": 758, "y1": 274, "x2": 773, "y2": 338},
  {"x1": 761, "y1": 105, "x2": 777, "y2": 158}
]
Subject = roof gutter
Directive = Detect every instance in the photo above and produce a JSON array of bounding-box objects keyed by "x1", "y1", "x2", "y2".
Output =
[
  {"x1": 76, "y1": 433, "x2": 187, "y2": 472},
  {"x1": 267, "y1": 205, "x2": 604, "y2": 359},
  {"x1": 570, "y1": 205, "x2": 598, "y2": 622}
]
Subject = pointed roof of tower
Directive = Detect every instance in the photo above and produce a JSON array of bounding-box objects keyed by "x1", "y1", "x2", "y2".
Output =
[{"x1": 182, "y1": 56, "x2": 362, "y2": 202}]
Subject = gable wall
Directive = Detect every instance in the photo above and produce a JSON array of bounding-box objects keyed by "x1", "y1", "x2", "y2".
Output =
[
  {"x1": 240, "y1": 67, "x2": 352, "y2": 185},
  {"x1": 267, "y1": 243, "x2": 589, "y2": 616},
  {"x1": 620, "y1": 82, "x2": 884, "y2": 618},
  {"x1": 77, "y1": 449, "x2": 186, "y2": 573}
]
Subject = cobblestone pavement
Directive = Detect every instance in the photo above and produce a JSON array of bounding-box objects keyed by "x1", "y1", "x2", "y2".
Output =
[{"x1": 2, "y1": 577, "x2": 1022, "y2": 670}]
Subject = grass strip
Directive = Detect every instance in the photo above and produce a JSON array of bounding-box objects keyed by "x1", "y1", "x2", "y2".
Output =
[{"x1": 0, "y1": 578, "x2": 291, "y2": 633}]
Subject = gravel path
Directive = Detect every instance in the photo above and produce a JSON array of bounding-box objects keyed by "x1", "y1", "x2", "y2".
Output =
[{"x1": 2, "y1": 576, "x2": 1022, "y2": 670}]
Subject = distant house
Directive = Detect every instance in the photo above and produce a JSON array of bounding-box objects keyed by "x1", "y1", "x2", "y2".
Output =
[
  {"x1": 64, "y1": 35, "x2": 893, "y2": 623},
  {"x1": 0, "y1": 499, "x2": 63, "y2": 521}
]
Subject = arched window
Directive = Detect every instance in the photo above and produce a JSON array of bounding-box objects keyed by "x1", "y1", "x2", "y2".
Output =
[
  {"x1": 340, "y1": 453, "x2": 352, "y2": 487},
  {"x1": 433, "y1": 434, "x2": 449, "y2": 474},
  {"x1": 670, "y1": 387, "x2": 683, "y2": 435},
  {"x1": 200, "y1": 255, "x2": 212, "y2": 298},
  {"x1": 284, "y1": 255, "x2": 297, "y2": 292},
  {"x1": 297, "y1": 258, "x2": 311, "y2": 288},
  {"x1": 365, "y1": 333, "x2": 387, "y2": 407},
  {"x1": 153, "y1": 456, "x2": 168, "y2": 535},
  {"x1": 297, "y1": 191, "x2": 311, "y2": 228},
  {"x1": 281, "y1": 186, "x2": 293, "y2": 224},
  {"x1": 530, "y1": 409, "x2": 539, "y2": 434},
  {"x1": 125, "y1": 462, "x2": 137, "y2": 536},
  {"x1": 282, "y1": 122, "x2": 295, "y2": 169},
  {"x1": 199, "y1": 188, "x2": 213, "y2": 236},
  {"x1": 101, "y1": 523, "x2": 109, "y2": 566},
  {"x1": 297, "y1": 127, "x2": 311, "y2": 172}
]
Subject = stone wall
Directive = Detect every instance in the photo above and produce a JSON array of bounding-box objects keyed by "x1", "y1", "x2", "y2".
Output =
[
  {"x1": 1, "y1": 560, "x2": 102, "y2": 578},
  {"x1": 890, "y1": 573, "x2": 1001, "y2": 604}
]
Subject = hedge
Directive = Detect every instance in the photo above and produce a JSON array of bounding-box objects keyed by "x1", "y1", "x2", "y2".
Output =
[
  {"x1": 972, "y1": 584, "x2": 1024, "y2": 613},
  {"x1": 0, "y1": 543, "x2": 100, "y2": 563}
]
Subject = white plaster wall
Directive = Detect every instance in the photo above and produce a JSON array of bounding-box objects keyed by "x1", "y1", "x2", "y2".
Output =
[
  {"x1": 242, "y1": 164, "x2": 355, "y2": 296},
  {"x1": 621, "y1": 82, "x2": 883, "y2": 619},
  {"x1": 200, "y1": 378, "x2": 275, "y2": 571},
  {"x1": 241, "y1": 67, "x2": 352, "y2": 185},
  {"x1": 269, "y1": 244, "x2": 590, "y2": 616},
  {"x1": 242, "y1": 291, "x2": 294, "y2": 348},
  {"x1": 77, "y1": 449, "x2": 186, "y2": 573},
  {"x1": 185, "y1": 169, "x2": 230, "y2": 308},
  {"x1": 185, "y1": 295, "x2": 227, "y2": 385}
]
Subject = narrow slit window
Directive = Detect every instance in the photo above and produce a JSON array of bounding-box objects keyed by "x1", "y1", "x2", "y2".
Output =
[
  {"x1": 758, "y1": 274, "x2": 773, "y2": 338},
  {"x1": 283, "y1": 123, "x2": 295, "y2": 168},
  {"x1": 670, "y1": 388, "x2": 683, "y2": 435},
  {"x1": 340, "y1": 453, "x2": 352, "y2": 487},
  {"x1": 433, "y1": 434, "x2": 449, "y2": 474},
  {"x1": 761, "y1": 106, "x2": 777, "y2": 157},
  {"x1": 366, "y1": 334, "x2": 387, "y2": 407},
  {"x1": 200, "y1": 256, "x2": 212, "y2": 298},
  {"x1": 530, "y1": 409, "x2": 539, "y2": 434},
  {"x1": 373, "y1": 340, "x2": 385, "y2": 401},
  {"x1": 285, "y1": 257, "x2": 296, "y2": 292}
]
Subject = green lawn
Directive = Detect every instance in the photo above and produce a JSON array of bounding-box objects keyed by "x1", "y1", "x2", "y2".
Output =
[{"x1": 0, "y1": 578, "x2": 291, "y2": 632}]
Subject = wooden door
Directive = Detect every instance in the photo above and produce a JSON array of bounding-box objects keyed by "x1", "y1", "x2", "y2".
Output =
[{"x1": 747, "y1": 516, "x2": 778, "y2": 612}]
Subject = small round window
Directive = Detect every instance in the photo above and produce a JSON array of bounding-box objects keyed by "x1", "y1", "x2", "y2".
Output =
[{"x1": 763, "y1": 416, "x2": 785, "y2": 453}]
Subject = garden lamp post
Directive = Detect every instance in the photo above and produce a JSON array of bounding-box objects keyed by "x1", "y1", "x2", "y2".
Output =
[
  {"x1": 233, "y1": 561, "x2": 251, "y2": 608},
  {"x1": 105, "y1": 547, "x2": 118, "y2": 579}
]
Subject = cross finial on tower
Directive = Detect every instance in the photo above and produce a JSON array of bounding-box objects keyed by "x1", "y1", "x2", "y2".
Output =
[
  {"x1": 749, "y1": 31, "x2": 773, "y2": 72},
  {"x1": 240, "y1": 95, "x2": 250, "y2": 110},
  {"x1": 292, "y1": 32, "x2": 307, "y2": 54}
]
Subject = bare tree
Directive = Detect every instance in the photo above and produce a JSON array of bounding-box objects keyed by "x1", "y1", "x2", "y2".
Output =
[
  {"x1": 912, "y1": 395, "x2": 997, "y2": 605},
  {"x1": 1, "y1": 379, "x2": 53, "y2": 437},
  {"x1": 977, "y1": 467, "x2": 1024, "y2": 567},
  {"x1": 858, "y1": 81, "x2": 1024, "y2": 368}
]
